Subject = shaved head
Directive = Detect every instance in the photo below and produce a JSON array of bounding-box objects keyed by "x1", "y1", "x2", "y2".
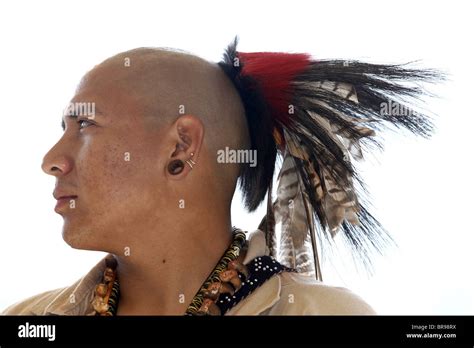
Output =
[{"x1": 79, "y1": 48, "x2": 250, "y2": 201}]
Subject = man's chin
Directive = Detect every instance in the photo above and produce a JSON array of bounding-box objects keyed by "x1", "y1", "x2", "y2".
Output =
[{"x1": 61, "y1": 222, "x2": 97, "y2": 251}]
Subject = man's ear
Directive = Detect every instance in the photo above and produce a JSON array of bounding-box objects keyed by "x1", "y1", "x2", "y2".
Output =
[{"x1": 165, "y1": 114, "x2": 204, "y2": 180}]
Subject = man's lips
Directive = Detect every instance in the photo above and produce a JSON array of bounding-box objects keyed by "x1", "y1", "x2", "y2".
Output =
[
  {"x1": 53, "y1": 190, "x2": 78, "y2": 212},
  {"x1": 54, "y1": 194, "x2": 78, "y2": 200},
  {"x1": 53, "y1": 190, "x2": 78, "y2": 201}
]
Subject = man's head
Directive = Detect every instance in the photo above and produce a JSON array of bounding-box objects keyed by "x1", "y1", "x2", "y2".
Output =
[{"x1": 41, "y1": 47, "x2": 250, "y2": 253}]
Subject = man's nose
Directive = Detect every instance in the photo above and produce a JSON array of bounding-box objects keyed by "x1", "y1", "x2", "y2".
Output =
[{"x1": 41, "y1": 143, "x2": 73, "y2": 177}]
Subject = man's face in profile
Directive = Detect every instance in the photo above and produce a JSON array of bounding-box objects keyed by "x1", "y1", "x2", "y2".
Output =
[
  {"x1": 41, "y1": 60, "x2": 168, "y2": 252},
  {"x1": 40, "y1": 48, "x2": 245, "y2": 256}
]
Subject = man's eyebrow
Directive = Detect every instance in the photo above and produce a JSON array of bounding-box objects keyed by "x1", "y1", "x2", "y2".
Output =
[{"x1": 61, "y1": 108, "x2": 105, "y2": 130}]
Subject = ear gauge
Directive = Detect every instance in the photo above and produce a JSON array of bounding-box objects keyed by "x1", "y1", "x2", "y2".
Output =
[
  {"x1": 168, "y1": 153, "x2": 197, "y2": 175},
  {"x1": 168, "y1": 160, "x2": 185, "y2": 175}
]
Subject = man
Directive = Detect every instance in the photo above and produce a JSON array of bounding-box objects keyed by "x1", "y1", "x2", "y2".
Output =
[{"x1": 2, "y1": 39, "x2": 438, "y2": 315}]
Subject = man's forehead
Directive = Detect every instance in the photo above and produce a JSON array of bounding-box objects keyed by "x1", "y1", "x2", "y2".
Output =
[
  {"x1": 75, "y1": 51, "x2": 182, "y2": 99},
  {"x1": 60, "y1": 48, "x2": 226, "y2": 130},
  {"x1": 65, "y1": 62, "x2": 145, "y2": 124}
]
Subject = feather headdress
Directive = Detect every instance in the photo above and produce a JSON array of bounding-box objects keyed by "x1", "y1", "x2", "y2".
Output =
[{"x1": 218, "y1": 37, "x2": 443, "y2": 279}]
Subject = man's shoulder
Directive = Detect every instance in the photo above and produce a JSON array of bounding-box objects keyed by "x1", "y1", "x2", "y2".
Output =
[
  {"x1": 268, "y1": 271, "x2": 377, "y2": 315},
  {"x1": 2, "y1": 257, "x2": 105, "y2": 316},
  {"x1": 1, "y1": 287, "x2": 70, "y2": 315}
]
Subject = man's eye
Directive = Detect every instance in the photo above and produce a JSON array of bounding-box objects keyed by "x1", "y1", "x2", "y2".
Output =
[{"x1": 77, "y1": 119, "x2": 94, "y2": 129}]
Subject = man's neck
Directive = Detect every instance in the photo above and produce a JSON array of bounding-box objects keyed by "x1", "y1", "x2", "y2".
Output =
[{"x1": 113, "y1": 222, "x2": 234, "y2": 315}]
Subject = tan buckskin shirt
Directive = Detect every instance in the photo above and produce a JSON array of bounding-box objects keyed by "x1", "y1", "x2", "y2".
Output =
[{"x1": 2, "y1": 230, "x2": 376, "y2": 315}]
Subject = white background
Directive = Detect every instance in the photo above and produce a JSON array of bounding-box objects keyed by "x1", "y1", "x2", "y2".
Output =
[{"x1": 0, "y1": 0, "x2": 472, "y2": 314}]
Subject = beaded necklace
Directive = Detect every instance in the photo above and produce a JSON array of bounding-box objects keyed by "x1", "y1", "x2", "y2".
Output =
[{"x1": 92, "y1": 228, "x2": 293, "y2": 316}]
